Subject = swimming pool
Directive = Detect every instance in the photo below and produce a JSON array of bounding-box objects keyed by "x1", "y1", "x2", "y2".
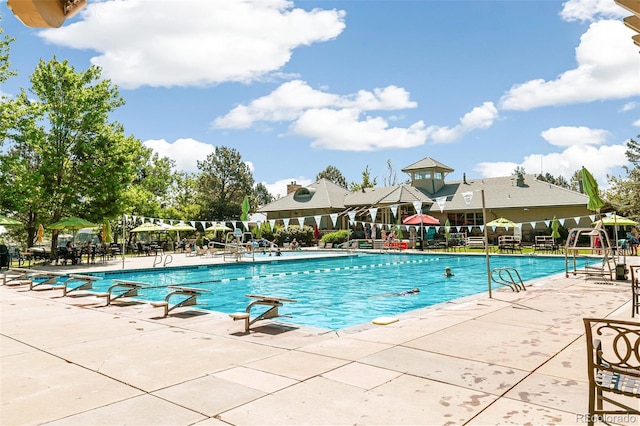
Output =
[{"x1": 75, "y1": 253, "x2": 569, "y2": 330}]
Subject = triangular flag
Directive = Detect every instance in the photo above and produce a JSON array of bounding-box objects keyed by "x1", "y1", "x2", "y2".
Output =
[
  {"x1": 369, "y1": 207, "x2": 378, "y2": 222},
  {"x1": 347, "y1": 211, "x2": 356, "y2": 225},
  {"x1": 436, "y1": 197, "x2": 447, "y2": 213},
  {"x1": 314, "y1": 215, "x2": 322, "y2": 227},
  {"x1": 574, "y1": 217, "x2": 582, "y2": 226},
  {"x1": 283, "y1": 218, "x2": 290, "y2": 230},
  {"x1": 329, "y1": 213, "x2": 338, "y2": 228},
  {"x1": 390, "y1": 204, "x2": 398, "y2": 218},
  {"x1": 269, "y1": 219, "x2": 276, "y2": 230},
  {"x1": 412, "y1": 201, "x2": 422, "y2": 214}
]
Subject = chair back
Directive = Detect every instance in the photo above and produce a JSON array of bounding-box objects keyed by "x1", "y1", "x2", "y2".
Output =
[
  {"x1": 583, "y1": 317, "x2": 640, "y2": 423},
  {"x1": 583, "y1": 318, "x2": 640, "y2": 374}
]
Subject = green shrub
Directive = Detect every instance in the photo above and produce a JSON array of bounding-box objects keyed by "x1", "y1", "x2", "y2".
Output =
[
  {"x1": 320, "y1": 230, "x2": 350, "y2": 245},
  {"x1": 274, "y1": 225, "x2": 314, "y2": 246}
]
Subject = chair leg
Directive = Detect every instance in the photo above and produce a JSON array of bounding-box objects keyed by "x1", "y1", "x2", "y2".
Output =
[{"x1": 588, "y1": 383, "x2": 595, "y2": 426}]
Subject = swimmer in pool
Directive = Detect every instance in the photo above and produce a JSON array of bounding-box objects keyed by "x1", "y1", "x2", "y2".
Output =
[
  {"x1": 372, "y1": 288, "x2": 420, "y2": 297},
  {"x1": 443, "y1": 267, "x2": 454, "y2": 277}
]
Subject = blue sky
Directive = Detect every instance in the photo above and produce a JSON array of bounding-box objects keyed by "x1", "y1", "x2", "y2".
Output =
[{"x1": 1, "y1": 0, "x2": 639, "y2": 198}]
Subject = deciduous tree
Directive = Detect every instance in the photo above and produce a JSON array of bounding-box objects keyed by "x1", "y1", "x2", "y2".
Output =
[{"x1": 2, "y1": 57, "x2": 145, "y2": 251}]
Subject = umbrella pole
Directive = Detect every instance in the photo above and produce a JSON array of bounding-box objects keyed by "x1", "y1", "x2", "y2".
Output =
[{"x1": 482, "y1": 189, "x2": 492, "y2": 298}]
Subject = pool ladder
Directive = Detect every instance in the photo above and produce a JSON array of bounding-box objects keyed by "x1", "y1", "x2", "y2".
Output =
[
  {"x1": 153, "y1": 253, "x2": 173, "y2": 268},
  {"x1": 490, "y1": 267, "x2": 526, "y2": 292}
]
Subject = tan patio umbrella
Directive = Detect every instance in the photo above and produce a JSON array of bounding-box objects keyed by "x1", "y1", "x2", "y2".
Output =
[
  {"x1": 592, "y1": 213, "x2": 637, "y2": 227},
  {"x1": 167, "y1": 222, "x2": 196, "y2": 241},
  {"x1": 205, "y1": 223, "x2": 232, "y2": 232},
  {"x1": 130, "y1": 222, "x2": 167, "y2": 233},
  {"x1": 486, "y1": 217, "x2": 517, "y2": 230}
]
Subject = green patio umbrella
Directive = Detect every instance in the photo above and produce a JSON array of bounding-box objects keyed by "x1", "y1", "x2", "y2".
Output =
[
  {"x1": 102, "y1": 222, "x2": 113, "y2": 244},
  {"x1": 48, "y1": 216, "x2": 99, "y2": 244},
  {"x1": 241, "y1": 196, "x2": 250, "y2": 221},
  {"x1": 581, "y1": 167, "x2": 606, "y2": 213},
  {"x1": 444, "y1": 218, "x2": 451, "y2": 241},
  {"x1": 551, "y1": 216, "x2": 560, "y2": 240},
  {"x1": 0, "y1": 215, "x2": 22, "y2": 226},
  {"x1": 48, "y1": 216, "x2": 98, "y2": 232},
  {"x1": 395, "y1": 217, "x2": 404, "y2": 239}
]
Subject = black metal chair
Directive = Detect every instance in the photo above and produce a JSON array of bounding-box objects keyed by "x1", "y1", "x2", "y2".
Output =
[{"x1": 582, "y1": 318, "x2": 640, "y2": 426}]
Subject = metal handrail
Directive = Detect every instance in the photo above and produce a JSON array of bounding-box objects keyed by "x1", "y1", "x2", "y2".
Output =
[{"x1": 490, "y1": 267, "x2": 526, "y2": 292}]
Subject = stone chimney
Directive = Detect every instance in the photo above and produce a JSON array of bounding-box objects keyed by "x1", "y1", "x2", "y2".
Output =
[{"x1": 287, "y1": 181, "x2": 301, "y2": 194}]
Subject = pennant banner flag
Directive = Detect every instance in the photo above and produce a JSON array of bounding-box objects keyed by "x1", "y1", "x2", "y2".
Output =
[
  {"x1": 283, "y1": 218, "x2": 290, "y2": 230},
  {"x1": 369, "y1": 207, "x2": 378, "y2": 222},
  {"x1": 329, "y1": 213, "x2": 338, "y2": 228},
  {"x1": 347, "y1": 211, "x2": 356, "y2": 225},
  {"x1": 436, "y1": 197, "x2": 447, "y2": 212},
  {"x1": 412, "y1": 201, "x2": 422, "y2": 214},
  {"x1": 390, "y1": 204, "x2": 398, "y2": 218}
]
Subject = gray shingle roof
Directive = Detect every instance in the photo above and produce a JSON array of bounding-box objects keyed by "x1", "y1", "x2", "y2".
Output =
[
  {"x1": 345, "y1": 185, "x2": 432, "y2": 207},
  {"x1": 401, "y1": 157, "x2": 454, "y2": 173},
  {"x1": 258, "y1": 173, "x2": 591, "y2": 214},
  {"x1": 258, "y1": 178, "x2": 351, "y2": 212},
  {"x1": 426, "y1": 174, "x2": 590, "y2": 211}
]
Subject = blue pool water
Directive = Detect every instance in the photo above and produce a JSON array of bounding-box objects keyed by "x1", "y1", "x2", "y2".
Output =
[{"x1": 78, "y1": 253, "x2": 568, "y2": 330}]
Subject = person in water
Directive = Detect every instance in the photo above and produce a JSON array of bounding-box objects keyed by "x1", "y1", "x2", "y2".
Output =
[
  {"x1": 443, "y1": 267, "x2": 454, "y2": 277},
  {"x1": 373, "y1": 288, "x2": 420, "y2": 297}
]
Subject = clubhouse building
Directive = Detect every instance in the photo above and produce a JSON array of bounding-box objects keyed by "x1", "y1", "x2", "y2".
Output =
[{"x1": 258, "y1": 157, "x2": 595, "y2": 242}]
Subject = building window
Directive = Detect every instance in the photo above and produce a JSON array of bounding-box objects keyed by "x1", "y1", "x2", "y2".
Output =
[{"x1": 414, "y1": 171, "x2": 432, "y2": 180}]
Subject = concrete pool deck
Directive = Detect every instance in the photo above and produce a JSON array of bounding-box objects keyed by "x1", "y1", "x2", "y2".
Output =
[{"x1": 1, "y1": 250, "x2": 638, "y2": 425}]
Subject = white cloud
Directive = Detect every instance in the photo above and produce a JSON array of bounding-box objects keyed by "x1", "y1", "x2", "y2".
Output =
[
  {"x1": 291, "y1": 108, "x2": 427, "y2": 151},
  {"x1": 143, "y1": 138, "x2": 214, "y2": 172},
  {"x1": 213, "y1": 80, "x2": 416, "y2": 129},
  {"x1": 620, "y1": 102, "x2": 638, "y2": 112},
  {"x1": 560, "y1": 0, "x2": 627, "y2": 22},
  {"x1": 426, "y1": 102, "x2": 499, "y2": 144},
  {"x1": 39, "y1": 0, "x2": 346, "y2": 89},
  {"x1": 475, "y1": 133, "x2": 628, "y2": 188},
  {"x1": 499, "y1": 20, "x2": 640, "y2": 111},
  {"x1": 264, "y1": 177, "x2": 313, "y2": 199},
  {"x1": 540, "y1": 126, "x2": 610, "y2": 147},
  {"x1": 633, "y1": 119, "x2": 640, "y2": 127}
]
